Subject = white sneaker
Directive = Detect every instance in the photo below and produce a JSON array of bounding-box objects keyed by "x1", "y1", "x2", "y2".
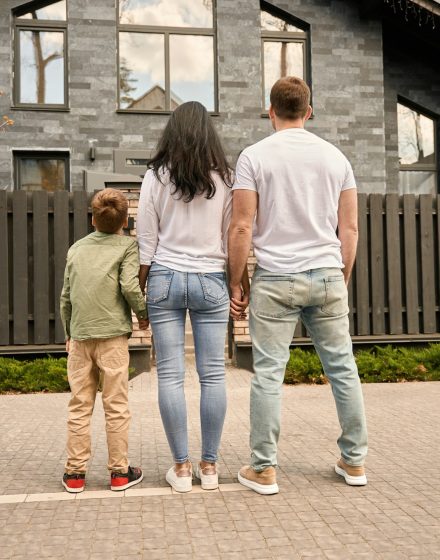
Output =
[
  {"x1": 195, "y1": 463, "x2": 219, "y2": 490},
  {"x1": 165, "y1": 464, "x2": 193, "y2": 493}
]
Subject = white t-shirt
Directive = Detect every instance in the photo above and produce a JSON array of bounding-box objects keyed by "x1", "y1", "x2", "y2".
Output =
[
  {"x1": 233, "y1": 128, "x2": 356, "y2": 273},
  {"x1": 137, "y1": 168, "x2": 232, "y2": 273}
]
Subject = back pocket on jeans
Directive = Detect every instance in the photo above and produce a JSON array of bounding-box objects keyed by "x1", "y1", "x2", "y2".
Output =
[
  {"x1": 198, "y1": 273, "x2": 228, "y2": 304},
  {"x1": 321, "y1": 276, "x2": 348, "y2": 316},
  {"x1": 147, "y1": 270, "x2": 174, "y2": 303}
]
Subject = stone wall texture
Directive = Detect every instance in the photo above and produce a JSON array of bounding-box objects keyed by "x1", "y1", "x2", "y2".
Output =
[{"x1": 1, "y1": 0, "x2": 393, "y2": 193}]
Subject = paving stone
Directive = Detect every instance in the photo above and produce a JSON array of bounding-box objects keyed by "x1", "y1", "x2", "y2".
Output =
[{"x1": 1, "y1": 361, "x2": 440, "y2": 559}]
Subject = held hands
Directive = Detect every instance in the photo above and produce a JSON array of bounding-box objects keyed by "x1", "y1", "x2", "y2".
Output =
[
  {"x1": 229, "y1": 283, "x2": 250, "y2": 320},
  {"x1": 138, "y1": 319, "x2": 150, "y2": 331}
]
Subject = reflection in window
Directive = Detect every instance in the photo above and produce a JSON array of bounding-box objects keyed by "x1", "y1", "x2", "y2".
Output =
[
  {"x1": 398, "y1": 171, "x2": 436, "y2": 195},
  {"x1": 119, "y1": 0, "x2": 212, "y2": 27},
  {"x1": 397, "y1": 102, "x2": 437, "y2": 195},
  {"x1": 118, "y1": 0, "x2": 216, "y2": 112},
  {"x1": 19, "y1": 30, "x2": 64, "y2": 104},
  {"x1": 170, "y1": 35, "x2": 214, "y2": 111},
  {"x1": 126, "y1": 158, "x2": 150, "y2": 166},
  {"x1": 15, "y1": 152, "x2": 69, "y2": 192},
  {"x1": 260, "y1": 3, "x2": 309, "y2": 111},
  {"x1": 17, "y1": 0, "x2": 66, "y2": 20},
  {"x1": 263, "y1": 42, "x2": 303, "y2": 110},
  {"x1": 119, "y1": 33, "x2": 165, "y2": 110},
  {"x1": 13, "y1": 1, "x2": 68, "y2": 108},
  {"x1": 398, "y1": 103, "x2": 435, "y2": 165}
]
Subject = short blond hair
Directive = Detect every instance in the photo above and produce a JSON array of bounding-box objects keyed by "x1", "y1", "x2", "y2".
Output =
[{"x1": 91, "y1": 188, "x2": 128, "y2": 234}]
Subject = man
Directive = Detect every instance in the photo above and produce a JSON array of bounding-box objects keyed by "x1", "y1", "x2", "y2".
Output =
[{"x1": 228, "y1": 76, "x2": 368, "y2": 495}]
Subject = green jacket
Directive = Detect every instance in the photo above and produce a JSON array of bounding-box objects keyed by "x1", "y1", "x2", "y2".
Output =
[{"x1": 60, "y1": 231, "x2": 147, "y2": 341}]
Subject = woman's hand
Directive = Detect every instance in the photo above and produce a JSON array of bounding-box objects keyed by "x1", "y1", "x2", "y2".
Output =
[
  {"x1": 139, "y1": 264, "x2": 150, "y2": 295},
  {"x1": 229, "y1": 283, "x2": 249, "y2": 320},
  {"x1": 138, "y1": 319, "x2": 150, "y2": 331}
]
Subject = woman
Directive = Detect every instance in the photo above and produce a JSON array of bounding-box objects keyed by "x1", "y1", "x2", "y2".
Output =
[{"x1": 137, "y1": 101, "x2": 248, "y2": 492}]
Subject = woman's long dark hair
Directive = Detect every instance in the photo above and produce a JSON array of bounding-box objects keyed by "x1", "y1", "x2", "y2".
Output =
[{"x1": 149, "y1": 101, "x2": 232, "y2": 202}]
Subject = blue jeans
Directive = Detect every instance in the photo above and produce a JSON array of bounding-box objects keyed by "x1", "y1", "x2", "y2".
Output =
[
  {"x1": 249, "y1": 266, "x2": 368, "y2": 471},
  {"x1": 147, "y1": 263, "x2": 229, "y2": 464}
]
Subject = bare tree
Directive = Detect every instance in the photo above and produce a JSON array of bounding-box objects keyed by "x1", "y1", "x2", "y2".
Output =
[{"x1": 30, "y1": 11, "x2": 62, "y2": 103}]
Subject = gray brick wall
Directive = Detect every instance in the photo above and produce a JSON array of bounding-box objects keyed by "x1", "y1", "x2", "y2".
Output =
[{"x1": 1, "y1": 0, "x2": 387, "y2": 192}]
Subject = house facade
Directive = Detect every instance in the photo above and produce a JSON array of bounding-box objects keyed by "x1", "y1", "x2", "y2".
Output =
[
  {"x1": 0, "y1": 0, "x2": 439, "y2": 366},
  {"x1": 0, "y1": 0, "x2": 439, "y2": 195}
]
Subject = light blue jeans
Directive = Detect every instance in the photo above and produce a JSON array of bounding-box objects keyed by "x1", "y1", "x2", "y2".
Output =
[
  {"x1": 249, "y1": 266, "x2": 368, "y2": 471},
  {"x1": 147, "y1": 263, "x2": 229, "y2": 464}
]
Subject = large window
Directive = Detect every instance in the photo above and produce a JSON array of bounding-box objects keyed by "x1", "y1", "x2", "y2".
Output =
[
  {"x1": 261, "y1": 1, "x2": 310, "y2": 112},
  {"x1": 397, "y1": 101, "x2": 438, "y2": 195},
  {"x1": 117, "y1": 0, "x2": 216, "y2": 113},
  {"x1": 13, "y1": 0, "x2": 68, "y2": 109},
  {"x1": 14, "y1": 151, "x2": 70, "y2": 191}
]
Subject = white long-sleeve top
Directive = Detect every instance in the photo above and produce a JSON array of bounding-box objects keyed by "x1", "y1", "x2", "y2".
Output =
[{"x1": 136, "y1": 168, "x2": 232, "y2": 273}]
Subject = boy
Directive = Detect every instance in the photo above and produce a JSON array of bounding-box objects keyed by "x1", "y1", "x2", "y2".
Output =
[{"x1": 60, "y1": 188, "x2": 148, "y2": 493}]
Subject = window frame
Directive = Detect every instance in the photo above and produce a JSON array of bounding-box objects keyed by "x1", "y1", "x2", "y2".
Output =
[
  {"x1": 13, "y1": 150, "x2": 70, "y2": 191},
  {"x1": 260, "y1": 0, "x2": 312, "y2": 116},
  {"x1": 397, "y1": 96, "x2": 438, "y2": 194},
  {"x1": 12, "y1": 0, "x2": 69, "y2": 111},
  {"x1": 116, "y1": 0, "x2": 218, "y2": 115}
]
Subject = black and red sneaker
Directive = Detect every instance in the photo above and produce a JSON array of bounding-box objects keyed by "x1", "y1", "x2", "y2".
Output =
[
  {"x1": 62, "y1": 472, "x2": 86, "y2": 493},
  {"x1": 111, "y1": 466, "x2": 143, "y2": 491}
]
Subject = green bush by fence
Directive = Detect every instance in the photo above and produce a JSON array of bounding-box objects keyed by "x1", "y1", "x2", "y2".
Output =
[
  {"x1": 0, "y1": 357, "x2": 69, "y2": 393},
  {"x1": 285, "y1": 344, "x2": 440, "y2": 385},
  {"x1": 0, "y1": 357, "x2": 139, "y2": 394},
  {"x1": 1, "y1": 345, "x2": 440, "y2": 393}
]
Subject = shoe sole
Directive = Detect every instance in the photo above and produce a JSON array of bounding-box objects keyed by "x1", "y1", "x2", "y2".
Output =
[
  {"x1": 166, "y1": 471, "x2": 192, "y2": 493},
  {"x1": 62, "y1": 480, "x2": 85, "y2": 493},
  {"x1": 111, "y1": 471, "x2": 144, "y2": 492},
  {"x1": 237, "y1": 471, "x2": 279, "y2": 495},
  {"x1": 335, "y1": 464, "x2": 367, "y2": 486}
]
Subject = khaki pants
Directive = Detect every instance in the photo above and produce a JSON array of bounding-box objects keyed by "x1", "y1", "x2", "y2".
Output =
[{"x1": 65, "y1": 335, "x2": 131, "y2": 474}]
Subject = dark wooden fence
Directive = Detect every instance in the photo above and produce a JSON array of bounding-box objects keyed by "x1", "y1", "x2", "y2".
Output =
[
  {"x1": 0, "y1": 191, "x2": 93, "y2": 348},
  {"x1": 293, "y1": 193, "x2": 440, "y2": 341},
  {"x1": 0, "y1": 191, "x2": 439, "y2": 351}
]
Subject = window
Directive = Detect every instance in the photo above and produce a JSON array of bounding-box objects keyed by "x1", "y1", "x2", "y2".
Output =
[
  {"x1": 117, "y1": 0, "x2": 216, "y2": 112},
  {"x1": 397, "y1": 101, "x2": 438, "y2": 195},
  {"x1": 13, "y1": 0, "x2": 68, "y2": 109},
  {"x1": 260, "y1": 1, "x2": 310, "y2": 112},
  {"x1": 114, "y1": 148, "x2": 153, "y2": 176},
  {"x1": 14, "y1": 151, "x2": 69, "y2": 191}
]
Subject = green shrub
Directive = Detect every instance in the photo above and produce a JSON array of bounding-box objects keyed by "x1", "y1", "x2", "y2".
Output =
[
  {"x1": 284, "y1": 344, "x2": 440, "y2": 385},
  {"x1": 0, "y1": 357, "x2": 138, "y2": 394},
  {"x1": 285, "y1": 348, "x2": 326, "y2": 385},
  {"x1": 0, "y1": 357, "x2": 69, "y2": 393}
]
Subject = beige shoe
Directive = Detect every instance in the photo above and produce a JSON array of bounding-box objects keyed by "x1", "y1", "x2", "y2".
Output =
[
  {"x1": 335, "y1": 458, "x2": 367, "y2": 486},
  {"x1": 238, "y1": 465, "x2": 279, "y2": 495}
]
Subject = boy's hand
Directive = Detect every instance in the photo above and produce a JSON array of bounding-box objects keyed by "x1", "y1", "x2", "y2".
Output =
[
  {"x1": 66, "y1": 339, "x2": 71, "y2": 353},
  {"x1": 138, "y1": 319, "x2": 150, "y2": 331}
]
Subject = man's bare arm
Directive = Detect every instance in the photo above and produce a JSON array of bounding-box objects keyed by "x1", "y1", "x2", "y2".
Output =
[
  {"x1": 337, "y1": 188, "x2": 358, "y2": 285},
  {"x1": 228, "y1": 190, "x2": 258, "y2": 317}
]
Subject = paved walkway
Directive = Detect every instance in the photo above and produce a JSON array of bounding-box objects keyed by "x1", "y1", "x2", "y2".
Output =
[{"x1": 1, "y1": 361, "x2": 440, "y2": 559}]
